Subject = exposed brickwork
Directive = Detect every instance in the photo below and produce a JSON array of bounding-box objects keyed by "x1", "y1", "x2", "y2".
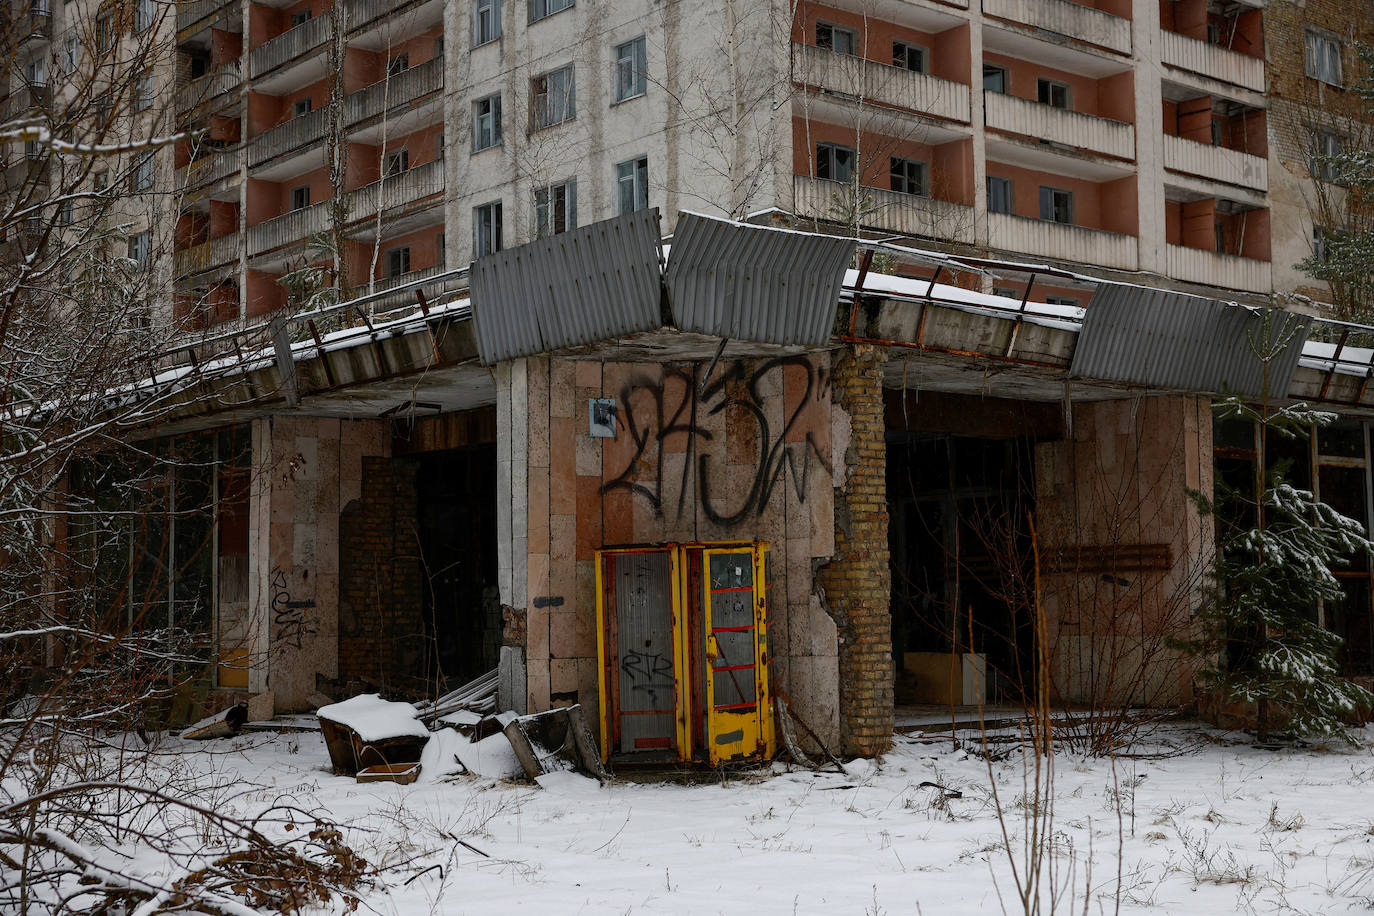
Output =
[
  {"x1": 337, "y1": 456, "x2": 428, "y2": 696},
  {"x1": 818, "y1": 345, "x2": 892, "y2": 757}
]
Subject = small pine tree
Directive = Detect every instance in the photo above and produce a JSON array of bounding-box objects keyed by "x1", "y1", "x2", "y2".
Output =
[{"x1": 1187, "y1": 312, "x2": 1374, "y2": 743}]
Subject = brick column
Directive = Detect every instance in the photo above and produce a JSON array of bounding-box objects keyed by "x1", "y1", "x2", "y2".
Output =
[{"x1": 818, "y1": 344, "x2": 893, "y2": 757}]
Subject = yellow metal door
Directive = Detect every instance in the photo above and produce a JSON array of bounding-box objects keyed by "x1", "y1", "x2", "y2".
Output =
[{"x1": 702, "y1": 546, "x2": 773, "y2": 763}]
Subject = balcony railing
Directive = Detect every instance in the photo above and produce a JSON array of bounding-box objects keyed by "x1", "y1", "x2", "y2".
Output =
[
  {"x1": 177, "y1": 0, "x2": 232, "y2": 36},
  {"x1": 5, "y1": 82, "x2": 49, "y2": 120},
  {"x1": 1162, "y1": 134, "x2": 1267, "y2": 191},
  {"x1": 794, "y1": 43, "x2": 971, "y2": 124},
  {"x1": 981, "y1": 0, "x2": 1131, "y2": 55},
  {"x1": 176, "y1": 62, "x2": 240, "y2": 116},
  {"x1": 248, "y1": 14, "x2": 328, "y2": 79},
  {"x1": 250, "y1": 59, "x2": 443, "y2": 167},
  {"x1": 178, "y1": 147, "x2": 240, "y2": 191},
  {"x1": 344, "y1": 57, "x2": 443, "y2": 124},
  {"x1": 988, "y1": 212, "x2": 1138, "y2": 270},
  {"x1": 176, "y1": 232, "x2": 239, "y2": 277},
  {"x1": 15, "y1": 9, "x2": 51, "y2": 44},
  {"x1": 1159, "y1": 30, "x2": 1264, "y2": 92},
  {"x1": 348, "y1": 263, "x2": 447, "y2": 307},
  {"x1": 248, "y1": 107, "x2": 326, "y2": 167},
  {"x1": 1166, "y1": 243, "x2": 1271, "y2": 293},
  {"x1": 1, "y1": 157, "x2": 48, "y2": 193},
  {"x1": 248, "y1": 159, "x2": 443, "y2": 256},
  {"x1": 793, "y1": 175, "x2": 976, "y2": 242},
  {"x1": 984, "y1": 91, "x2": 1134, "y2": 160}
]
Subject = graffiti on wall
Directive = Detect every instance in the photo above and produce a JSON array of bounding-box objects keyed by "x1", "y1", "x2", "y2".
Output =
[
  {"x1": 271, "y1": 567, "x2": 316, "y2": 649},
  {"x1": 600, "y1": 356, "x2": 832, "y2": 525}
]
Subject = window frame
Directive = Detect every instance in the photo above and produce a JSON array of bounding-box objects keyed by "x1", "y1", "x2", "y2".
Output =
[
  {"x1": 986, "y1": 175, "x2": 1013, "y2": 214},
  {"x1": 816, "y1": 21, "x2": 856, "y2": 55},
  {"x1": 387, "y1": 53, "x2": 409, "y2": 77},
  {"x1": 614, "y1": 35, "x2": 647, "y2": 103},
  {"x1": 289, "y1": 185, "x2": 311, "y2": 211},
  {"x1": 1036, "y1": 77, "x2": 1071, "y2": 110},
  {"x1": 892, "y1": 40, "x2": 927, "y2": 74},
  {"x1": 127, "y1": 230, "x2": 151, "y2": 269},
  {"x1": 1305, "y1": 28, "x2": 1343, "y2": 87},
  {"x1": 133, "y1": 70, "x2": 153, "y2": 113},
  {"x1": 1038, "y1": 186, "x2": 1073, "y2": 224},
  {"x1": 474, "y1": 0, "x2": 501, "y2": 46},
  {"x1": 131, "y1": 152, "x2": 154, "y2": 192},
  {"x1": 1310, "y1": 129, "x2": 1344, "y2": 182},
  {"x1": 889, "y1": 156, "x2": 927, "y2": 197},
  {"x1": 529, "y1": 0, "x2": 573, "y2": 24},
  {"x1": 616, "y1": 156, "x2": 649, "y2": 215},
  {"x1": 384, "y1": 148, "x2": 410, "y2": 177},
  {"x1": 531, "y1": 64, "x2": 575, "y2": 130},
  {"x1": 816, "y1": 142, "x2": 856, "y2": 184},
  {"x1": 386, "y1": 245, "x2": 412, "y2": 278},
  {"x1": 473, "y1": 93, "x2": 503, "y2": 151},
  {"x1": 533, "y1": 178, "x2": 578, "y2": 238},
  {"x1": 982, "y1": 64, "x2": 1007, "y2": 93},
  {"x1": 293, "y1": 97, "x2": 312, "y2": 118},
  {"x1": 474, "y1": 200, "x2": 503, "y2": 258}
]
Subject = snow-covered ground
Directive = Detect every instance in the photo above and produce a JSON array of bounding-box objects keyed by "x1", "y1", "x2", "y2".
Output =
[{"x1": 142, "y1": 721, "x2": 1374, "y2": 915}]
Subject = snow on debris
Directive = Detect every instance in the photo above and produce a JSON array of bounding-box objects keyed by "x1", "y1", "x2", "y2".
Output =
[{"x1": 315, "y1": 693, "x2": 430, "y2": 742}]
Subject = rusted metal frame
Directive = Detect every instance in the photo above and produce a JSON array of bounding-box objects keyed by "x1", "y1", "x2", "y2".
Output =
[
  {"x1": 1356, "y1": 372, "x2": 1372, "y2": 406},
  {"x1": 1005, "y1": 271, "x2": 1037, "y2": 359},
  {"x1": 848, "y1": 248, "x2": 875, "y2": 337},
  {"x1": 306, "y1": 319, "x2": 336, "y2": 387},
  {"x1": 1318, "y1": 327, "x2": 1350, "y2": 401},
  {"x1": 838, "y1": 332, "x2": 1067, "y2": 370}
]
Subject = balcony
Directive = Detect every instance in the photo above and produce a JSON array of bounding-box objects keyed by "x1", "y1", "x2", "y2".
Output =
[
  {"x1": 988, "y1": 212, "x2": 1138, "y2": 270},
  {"x1": 1162, "y1": 134, "x2": 1266, "y2": 191},
  {"x1": 1, "y1": 156, "x2": 48, "y2": 193},
  {"x1": 250, "y1": 58, "x2": 443, "y2": 168},
  {"x1": 178, "y1": 147, "x2": 240, "y2": 191},
  {"x1": 344, "y1": 57, "x2": 443, "y2": 124},
  {"x1": 247, "y1": 158, "x2": 443, "y2": 256},
  {"x1": 177, "y1": 0, "x2": 232, "y2": 37},
  {"x1": 348, "y1": 263, "x2": 448, "y2": 309},
  {"x1": 15, "y1": 8, "x2": 51, "y2": 44},
  {"x1": 5, "y1": 82, "x2": 49, "y2": 120},
  {"x1": 1159, "y1": 30, "x2": 1264, "y2": 93},
  {"x1": 176, "y1": 232, "x2": 239, "y2": 277},
  {"x1": 984, "y1": 91, "x2": 1134, "y2": 160},
  {"x1": 1166, "y1": 243, "x2": 1270, "y2": 293},
  {"x1": 793, "y1": 175, "x2": 975, "y2": 241},
  {"x1": 981, "y1": 0, "x2": 1130, "y2": 55},
  {"x1": 248, "y1": 14, "x2": 328, "y2": 80},
  {"x1": 794, "y1": 43, "x2": 971, "y2": 124},
  {"x1": 176, "y1": 63, "x2": 240, "y2": 116}
]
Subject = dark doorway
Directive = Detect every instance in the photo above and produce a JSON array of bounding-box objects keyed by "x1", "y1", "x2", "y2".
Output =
[
  {"x1": 414, "y1": 445, "x2": 500, "y2": 689},
  {"x1": 888, "y1": 433, "x2": 1038, "y2": 703}
]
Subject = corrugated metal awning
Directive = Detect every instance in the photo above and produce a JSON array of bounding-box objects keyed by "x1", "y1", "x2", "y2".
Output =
[
  {"x1": 664, "y1": 212, "x2": 855, "y2": 347},
  {"x1": 468, "y1": 209, "x2": 664, "y2": 364},
  {"x1": 1070, "y1": 283, "x2": 1312, "y2": 398}
]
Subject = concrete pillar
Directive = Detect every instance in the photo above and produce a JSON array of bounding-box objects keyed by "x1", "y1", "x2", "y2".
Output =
[{"x1": 818, "y1": 344, "x2": 893, "y2": 757}]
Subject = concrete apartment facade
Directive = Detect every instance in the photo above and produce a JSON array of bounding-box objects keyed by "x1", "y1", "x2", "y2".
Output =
[{"x1": 18, "y1": 0, "x2": 1374, "y2": 760}]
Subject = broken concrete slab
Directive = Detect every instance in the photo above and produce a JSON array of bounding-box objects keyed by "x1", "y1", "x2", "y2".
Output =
[{"x1": 179, "y1": 702, "x2": 248, "y2": 740}]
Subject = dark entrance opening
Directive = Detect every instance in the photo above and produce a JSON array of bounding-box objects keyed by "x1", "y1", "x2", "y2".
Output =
[{"x1": 414, "y1": 445, "x2": 500, "y2": 689}]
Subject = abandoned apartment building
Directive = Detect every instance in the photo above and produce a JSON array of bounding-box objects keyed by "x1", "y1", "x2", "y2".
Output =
[{"x1": 79, "y1": 211, "x2": 1374, "y2": 763}]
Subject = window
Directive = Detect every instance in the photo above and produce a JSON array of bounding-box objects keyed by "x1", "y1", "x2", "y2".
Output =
[
  {"x1": 1313, "y1": 226, "x2": 1331, "y2": 263},
  {"x1": 1310, "y1": 130, "x2": 1344, "y2": 181},
  {"x1": 96, "y1": 13, "x2": 113, "y2": 54},
  {"x1": 993, "y1": 287, "x2": 1017, "y2": 298},
  {"x1": 387, "y1": 53, "x2": 409, "y2": 77},
  {"x1": 1037, "y1": 78, "x2": 1071, "y2": 109},
  {"x1": 290, "y1": 185, "x2": 310, "y2": 210},
  {"x1": 127, "y1": 231, "x2": 151, "y2": 269},
  {"x1": 534, "y1": 179, "x2": 577, "y2": 237},
  {"x1": 385, "y1": 149, "x2": 409, "y2": 176},
  {"x1": 616, "y1": 156, "x2": 648, "y2": 215},
  {"x1": 1038, "y1": 186, "x2": 1072, "y2": 223},
  {"x1": 24, "y1": 57, "x2": 46, "y2": 89},
  {"x1": 473, "y1": 94, "x2": 502, "y2": 150},
  {"x1": 434, "y1": 36, "x2": 445, "y2": 58},
  {"x1": 893, "y1": 41, "x2": 926, "y2": 73},
  {"x1": 131, "y1": 153, "x2": 153, "y2": 192},
  {"x1": 987, "y1": 176, "x2": 1012, "y2": 214},
  {"x1": 474, "y1": 0, "x2": 500, "y2": 44},
  {"x1": 134, "y1": 71, "x2": 153, "y2": 112},
  {"x1": 290, "y1": 8, "x2": 312, "y2": 26},
  {"x1": 474, "y1": 201, "x2": 502, "y2": 257},
  {"x1": 529, "y1": 0, "x2": 572, "y2": 23},
  {"x1": 1305, "y1": 28, "x2": 1342, "y2": 86},
  {"x1": 816, "y1": 22, "x2": 855, "y2": 55},
  {"x1": 531, "y1": 65, "x2": 575, "y2": 129},
  {"x1": 435, "y1": 132, "x2": 445, "y2": 160},
  {"x1": 135, "y1": 0, "x2": 154, "y2": 32},
  {"x1": 1210, "y1": 117, "x2": 1223, "y2": 146},
  {"x1": 293, "y1": 97, "x2": 312, "y2": 117},
  {"x1": 386, "y1": 246, "x2": 411, "y2": 277},
  {"x1": 816, "y1": 142, "x2": 855, "y2": 183},
  {"x1": 437, "y1": 231, "x2": 446, "y2": 266},
  {"x1": 983, "y1": 64, "x2": 1007, "y2": 93},
  {"x1": 94, "y1": 170, "x2": 109, "y2": 191},
  {"x1": 614, "y1": 36, "x2": 647, "y2": 102},
  {"x1": 1045, "y1": 295, "x2": 1078, "y2": 307},
  {"x1": 889, "y1": 157, "x2": 926, "y2": 196},
  {"x1": 57, "y1": 200, "x2": 73, "y2": 226},
  {"x1": 61, "y1": 34, "x2": 78, "y2": 74},
  {"x1": 24, "y1": 139, "x2": 42, "y2": 161}
]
